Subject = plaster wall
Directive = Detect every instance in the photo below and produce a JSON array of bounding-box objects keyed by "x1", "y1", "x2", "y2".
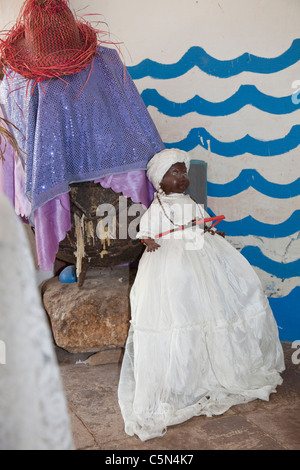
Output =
[{"x1": 1, "y1": 0, "x2": 299, "y2": 340}]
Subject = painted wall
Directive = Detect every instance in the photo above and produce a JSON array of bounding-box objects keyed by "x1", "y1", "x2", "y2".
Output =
[{"x1": 1, "y1": 0, "x2": 299, "y2": 340}]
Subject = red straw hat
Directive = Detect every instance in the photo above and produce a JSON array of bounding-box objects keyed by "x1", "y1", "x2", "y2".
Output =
[{"x1": 0, "y1": 0, "x2": 99, "y2": 81}]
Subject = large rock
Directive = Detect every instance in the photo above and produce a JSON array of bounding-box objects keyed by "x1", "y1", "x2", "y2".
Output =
[{"x1": 42, "y1": 266, "x2": 135, "y2": 353}]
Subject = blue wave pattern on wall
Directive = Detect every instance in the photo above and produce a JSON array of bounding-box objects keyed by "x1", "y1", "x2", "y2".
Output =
[
  {"x1": 129, "y1": 42, "x2": 300, "y2": 339},
  {"x1": 165, "y1": 125, "x2": 300, "y2": 156},
  {"x1": 141, "y1": 87, "x2": 300, "y2": 117},
  {"x1": 128, "y1": 39, "x2": 300, "y2": 79},
  {"x1": 268, "y1": 287, "x2": 300, "y2": 341},
  {"x1": 207, "y1": 169, "x2": 300, "y2": 198},
  {"x1": 207, "y1": 208, "x2": 300, "y2": 238},
  {"x1": 240, "y1": 246, "x2": 300, "y2": 278}
]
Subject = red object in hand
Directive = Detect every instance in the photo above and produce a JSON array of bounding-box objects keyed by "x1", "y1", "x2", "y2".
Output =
[{"x1": 155, "y1": 215, "x2": 225, "y2": 239}]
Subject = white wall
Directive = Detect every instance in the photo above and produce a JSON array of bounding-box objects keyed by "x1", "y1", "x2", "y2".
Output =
[
  {"x1": 2, "y1": 1, "x2": 299, "y2": 62},
  {"x1": 1, "y1": 0, "x2": 299, "y2": 339},
  {"x1": 80, "y1": 0, "x2": 300, "y2": 340}
]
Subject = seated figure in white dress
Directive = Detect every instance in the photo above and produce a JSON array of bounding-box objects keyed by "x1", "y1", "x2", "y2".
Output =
[{"x1": 118, "y1": 148, "x2": 285, "y2": 442}]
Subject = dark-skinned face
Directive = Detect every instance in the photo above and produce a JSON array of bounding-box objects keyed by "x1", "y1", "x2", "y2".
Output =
[{"x1": 160, "y1": 162, "x2": 190, "y2": 195}]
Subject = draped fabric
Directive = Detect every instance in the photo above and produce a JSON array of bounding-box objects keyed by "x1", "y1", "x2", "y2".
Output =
[
  {"x1": 0, "y1": 193, "x2": 74, "y2": 450},
  {"x1": 0, "y1": 46, "x2": 164, "y2": 213},
  {"x1": 0, "y1": 46, "x2": 164, "y2": 269}
]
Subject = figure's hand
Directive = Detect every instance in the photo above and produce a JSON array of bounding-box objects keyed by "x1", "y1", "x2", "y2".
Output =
[
  {"x1": 204, "y1": 224, "x2": 213, "y2": 233},
  {"x1": 204, "y1": 225, "x2": 225, "y2": 237},
  {"x1": 141, "y1": 238, "x2": 161, "y2": 252},
  {"x1": 216, "y1": 230, "x2": 226, "y2": 238}
]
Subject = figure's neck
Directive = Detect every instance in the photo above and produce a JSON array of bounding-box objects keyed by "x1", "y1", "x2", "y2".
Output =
[{"x1": 164, "y1": 191, "x2": 186, "y2": 196}]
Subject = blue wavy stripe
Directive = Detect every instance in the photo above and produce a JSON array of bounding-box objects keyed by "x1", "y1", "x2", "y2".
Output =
[
  {"x1": 141, "y1": 86, "x2": 300, "y2": 117},
  {"x1": 207, "y1": 209, "x2": 300, "y2": 237},
  {"x1": 128, "y1": 40, "x2": 300, "y2": 79},
  {"x1": 240, "y1": 246, "x2": 300, "y2": 278},
  {"x1": 207, "y1": 169, "x2": 300, "y2": 198},
  {"x1": 268, "y1": 287, "x2": 300, "y2": 341},
  {"x1": 165, "y1": 125, "x2": 300, "y2": 156}
]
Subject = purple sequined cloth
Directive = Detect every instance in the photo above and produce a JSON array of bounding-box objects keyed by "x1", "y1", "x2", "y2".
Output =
[
  {"x1": 0, "y1": 46, "x2": 164, "y2": 213},
  {"x1": 0, "y1": 115, "x2": 71, "y2": 270},
  {"x1": 0, "y1": 47, "x2": 164, "y2": 270}
]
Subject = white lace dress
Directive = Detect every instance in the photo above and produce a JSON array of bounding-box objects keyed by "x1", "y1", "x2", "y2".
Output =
[
  {"x1": 118, "y1": 193, "x2": 285, "y2": 441},
  {"x1": 0, "y1": 194, "x2": 74, "y2": 450}
]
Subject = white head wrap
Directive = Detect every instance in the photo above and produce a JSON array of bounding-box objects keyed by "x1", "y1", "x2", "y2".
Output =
[{"x1": 147, "y1": 148, "x2": 191, "y2": 190}]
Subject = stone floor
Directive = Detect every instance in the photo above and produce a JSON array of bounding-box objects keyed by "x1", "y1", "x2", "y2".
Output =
[{"x1": 57, "y1": 342, "x2": 300, "y2": 451}]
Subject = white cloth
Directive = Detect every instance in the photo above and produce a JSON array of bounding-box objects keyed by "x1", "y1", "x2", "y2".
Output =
[
  {"x1": 118, "y1": 193, "x2": 285, "y2": 441},
  {"x1": 147, "y1": 148, "x2": 191, "y2": 190},
  {"x1": 0, "y1": 194, "x2": 74, "y2": 450}
]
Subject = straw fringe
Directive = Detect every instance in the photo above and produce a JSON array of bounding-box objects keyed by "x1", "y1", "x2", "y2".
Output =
[{"x1": 0, "y1": 116, "x2": 27, "y2": 163}]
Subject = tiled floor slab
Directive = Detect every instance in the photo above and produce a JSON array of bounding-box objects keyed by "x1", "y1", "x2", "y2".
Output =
[{"x1": 58, "y1": 342, "x2": 300, "y2": 451}]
